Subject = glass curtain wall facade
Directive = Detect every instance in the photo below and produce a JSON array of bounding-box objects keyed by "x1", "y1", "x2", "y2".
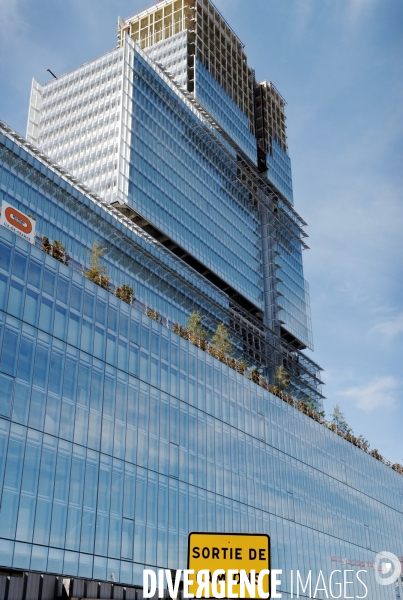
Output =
[
  {"x1": 26, "y1": 39, "x2": 262, "y2": 310},
  {"x1": 26, "y1": 32, "x2": 323, "y2": 403},
  {"x1": 116, "y1": 0, "x2": 313, "y2": 364},
  {"x1": 0, "y1": 1, "x2": 399, "y2": 597},
  {"x1": 26, "y1": 47, "x2": 124, "y2": 206},
  {"x1": 0, "y1": 123, "x2": 232, "y2": 335},
  {"x1": 0, "y1": 122, "x2": 403, "y2": 600}
]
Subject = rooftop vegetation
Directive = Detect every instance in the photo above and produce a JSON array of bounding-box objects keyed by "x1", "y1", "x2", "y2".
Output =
[{"x1": 39, "y1": 236, "x2": 403, "y2": 476}]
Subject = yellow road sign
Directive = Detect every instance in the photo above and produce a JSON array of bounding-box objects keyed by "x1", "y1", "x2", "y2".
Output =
[{"x1": 187, "y1": 532, "x2": 270, "y2": 598}]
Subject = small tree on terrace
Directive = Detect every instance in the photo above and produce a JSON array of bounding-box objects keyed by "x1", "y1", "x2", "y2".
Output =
[
  {"x1": 274, "y1": 365, "x2": 290, "y2": 391},
  {"x1": 331, "y1": 405, "x2": 351, "y2": 435},
  {"x1": 249, "y1": 367, "x2": 260, "y2": 384},
  {"x1": 210, "y1": 322, "x2": 233, "y2": 361},
  {"x1": 86, "y1": 240, "x2": 110, "y2": 290},
  {"x1": 236, "y1": 359, "x2": 248, "y2": 375},
  {"x1": 52, "y1": 240, "x2": 69, "y2": 265},
  {"x1": 187, "y1": 311, "x2": 207, "y2": 347},
  {"x1": 42, "y1": 236, "x2": 52, "y2": 255},
  {"x1": 116, "y1": 284, "x2": 133, "y2": 305}
]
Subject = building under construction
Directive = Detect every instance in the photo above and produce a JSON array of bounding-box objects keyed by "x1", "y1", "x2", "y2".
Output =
[
  {"x1": 27, "y1": 0, "x2": 323, "y2": 406},
  {"x1": 0, "y1": 0, "x2": 402, "y2": 596}
]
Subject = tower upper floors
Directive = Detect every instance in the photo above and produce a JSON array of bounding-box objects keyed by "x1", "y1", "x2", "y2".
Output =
[{"x1": 24, "y1": 0, "x2": 320, "y2": 399}]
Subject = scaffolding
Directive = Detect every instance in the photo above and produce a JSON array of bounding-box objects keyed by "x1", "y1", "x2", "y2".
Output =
[
  {"x1": 255, "y1": 80, "x2": 288, "y2": 153},
  {"x1": 118, "y1": 0, "x2": 255, "y2": 134}
]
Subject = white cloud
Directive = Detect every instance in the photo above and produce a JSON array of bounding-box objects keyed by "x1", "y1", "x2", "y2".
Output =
[
  {"x1": 291, "y1": 0, "x2": 315, "y2": 35},
  {"x1": 372, "y1": 312, "x2": 403, "y2": 339},
  {"x1": 346, "y1": 0, "x2": 378, "y2": 24},
  {"x1": 0, "y1": 0, "x2": 25, "y2": 42},
  {"x1": 339, "y1": 376, "x2": 400, "y2": 411}
]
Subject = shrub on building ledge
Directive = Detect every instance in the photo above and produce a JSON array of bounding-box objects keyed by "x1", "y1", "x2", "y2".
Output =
[
  {"x1": 210, "y1": 322, "x2": 233, "y2": 363},
  {"x1": 187, "y1": 311, "x2": 207, "y2": 349},
  {"x1": 249, "y1": 368, "x2": 260, "y2": 384},
  {"x1": 41, "y1": 236, "x2": 69, "y2": 265},
  {"x1": 236, "y1": 359, "x2": 248, "y2": 375},
  {"x1": 52, "y1": 240, "x2": 69, "y2": 265},
  {"x1": 173, "y1": 323, "x2": 188, "y2": 338},
  {"x1": 35, "y1": 236, "x2": 403, "y2": 478},
  {"x1": 274, "y1": 365, "x2": 290, "y2": 391},
  {"x1": 115, "y1": 284, "x2": 134, "y2": 305},
  {"x1": 146, "y1": 308, "x2": 162, "y2": 323},
  {"x1": 42, "y1": 236, "x2": 52, "y2": 254},
  {"x1": 86, "y1": 240, "x2": 110, "y2": 290}
]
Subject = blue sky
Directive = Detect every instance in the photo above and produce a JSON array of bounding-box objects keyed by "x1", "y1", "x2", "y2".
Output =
[{"x1": 0, "y1": 0, "x2": 402, "y2": 463}]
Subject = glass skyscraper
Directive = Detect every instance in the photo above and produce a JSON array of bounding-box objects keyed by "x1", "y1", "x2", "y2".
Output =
[
  {"x1": 26, "y1": 7, "x2": 322, "y2": 406},
  {"x1": 0, "y1": 1, "x2": 402, "y2": 598}
]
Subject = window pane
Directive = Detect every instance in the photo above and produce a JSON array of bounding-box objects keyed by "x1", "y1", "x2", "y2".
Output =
[{"x1": 0, "y1": 372, "x2": 14, "y2": 419}]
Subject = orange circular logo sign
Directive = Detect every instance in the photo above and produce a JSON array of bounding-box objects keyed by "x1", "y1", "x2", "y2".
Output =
[{"x1": 5, "y1": 206, "x2": 33, "y2": 234}]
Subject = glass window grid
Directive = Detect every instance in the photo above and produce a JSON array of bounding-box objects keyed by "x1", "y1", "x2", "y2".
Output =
[
  {"x1": 26, "y1": 41, "x2": 264, "y2": 311},
  {"x1": 194, "y1": 60, "x2": 257, "y2": 164},
  {"x1": 0, "y1": 138, "x2": 233, "y2": 331},
  {"x1": 0, "y1": 228, "x2": 402, "y2": 597},
  {"x1": 266, "y1": 139, "x2": 294, "y2": 205},
  {"x1": 124, "y1": 53, "x2": 263, "y2": 309},
  {"x1": 274, "y1": 213, "x2": 313, "y2": 349},
  {"x1": 24, "y1": 35, "x2": 316, "y2": 378},
  {"x1": 27, "y1": 47, "x2": 124, "y2": 206},
  {"x1": 2, "y1": 16, "x2": 396, "y2": 600},
  {"x1": 0, "y1": 140, "x2": 273, "y2": 379},
  {"x1": 145, "y1": 31, "x2": 188, "y2": 90}
]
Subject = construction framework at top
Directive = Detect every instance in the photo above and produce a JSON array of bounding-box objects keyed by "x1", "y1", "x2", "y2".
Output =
[
  {"x1": 116, "y1": 2, "x2": 321, "y2": 401},
  {"x1": 118, "y1": 0, "x2": 255, "y2": 133},
  {"x1": 118, "y1": 0, "x2": 288, "y2": 162},
  {"x1": 255, "y1": 81, "x2": 288, "y2": 153}
]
